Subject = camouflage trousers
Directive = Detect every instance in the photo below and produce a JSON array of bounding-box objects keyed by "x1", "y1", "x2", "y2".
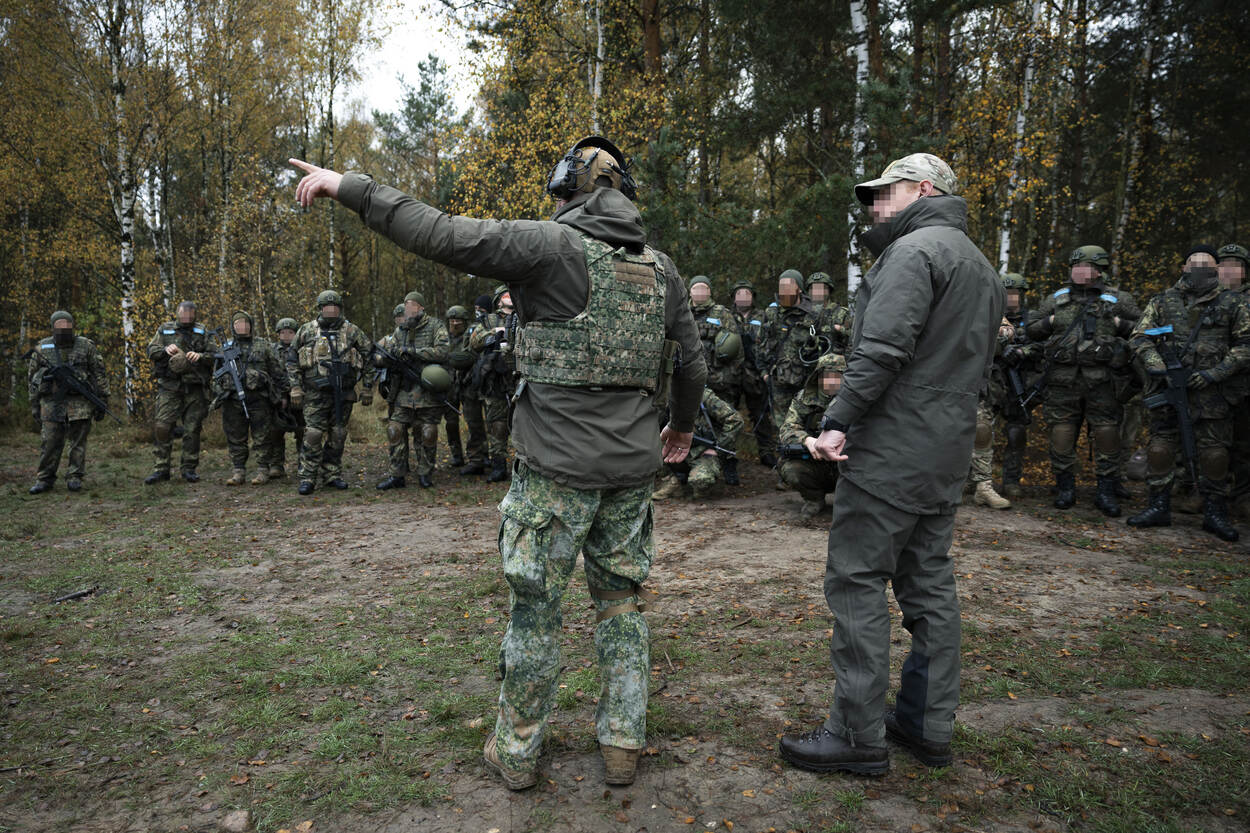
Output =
[
  {"x1": 494, "y1": 461, "x2": 654, "y2": 771},
  {"x1": 298, "y1": 396, "x2": 354, "y2": 483},
  {"x1": 443, "y1": 394, "x2": 463, "y2": 460},
  {"x1": 1231, "y1": 405, "x2": 1250, "y2": 503},
  {"x1": 1041, "y1": 369, "x2": 1123, "y2": 479},
  {"x1": 485, "y1": 395, "x2": 510, "y2": 460},
  {"x1": 152, "y1": 386, "x2": 209, "y2": 474},
  {"x1": 719, "y1": 381, "x2": 777, "y2": 462},
  {"x1": 461, "y1": 392, "x2": 488, "y2": 465},
  {"x1": 779, "y1": 458, "x2": 838, "y2": 502},
  {"x1": 263, "y1": 410, "x2": 304, "y2": 471},
  {"x1": 221, "y1": 396, "x2": 272, "y2": 470},
  {"x1": 36, "y1": 418, "x2": 91, "y2": 484},
  {"x1": 966, "y1": 399, "x2": 995, "y2": 486},
  {"x1": 686, "y1": 452, "x2": 723, "y2": 496},
  {"x1": 1145, "y1": 411, "x2": 1233, "y2": 498},
  {"x1": 387, "y1": 404, "x2": 442, "y2": 478},
  {"x1": 770, "y1": 383, "x2": 802, "y2": 438}
]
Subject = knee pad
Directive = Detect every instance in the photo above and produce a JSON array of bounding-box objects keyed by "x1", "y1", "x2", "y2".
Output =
[
  {"x1": 1200, "y1": 447, "x2": 1230, "y2": 482},
  {"x1": 330, "y1": 425, "x2": 349, "y2": 446},
  {"x1": 1092, "y1": 425, "x2": 1120, "y2": 456},
  {"x1": 386, "y1": 421, "x2": 405, "y2": 444},
  {"x1": 974, "y1": 421, "x2": 992, "y2": 449},
  {"x1": 1050, "y1": 422, "x2": 1077, "y2": 455},
  {"x1": 303, "y1": 427, "x2": 324, "y2": 448},
  {"x1": 1147, "y1": 441, "x2": 1174, "y2": 476},
  {"x1": 153, "y1": 422, "x2": 172, "y2": 443},
  {"x1": 421, "y1": 423, "x2": 439, "y2": 445}
]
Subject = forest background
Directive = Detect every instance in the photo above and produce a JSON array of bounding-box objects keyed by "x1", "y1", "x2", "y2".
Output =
[{"x1": 1, "y1": 0, "x2": 1247, "y2": 415}]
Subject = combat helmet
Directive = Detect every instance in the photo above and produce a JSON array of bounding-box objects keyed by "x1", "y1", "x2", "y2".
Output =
[
  {"x1": 419, "y1": 364, "x2": 452, "y2": 394},
  {"x1": 1217, "y1": 243, "x2": 1250, "y2": 267},
  {"x1": 316, "y1": 289, "x2": 343, "y2": 308},
  {"x1": 1001, "y1": 273, "x2": 1029, "y2": 291},
  {"x1": 392, "y1": 303, "x2": 406, "y2": 319},
  {"x1": 275, "y1": 317, "x2": 298, "y2": 333},
  {"x1": 807, "y1": 271, "x2": 836, "y2": 291},
  {"x1": 1069, "y1": 245, "x2": 1110, "y2": 270},
  {"x1": 446, "y1": 305, "x2": 470, "y2": 321},
  {"x1": 807, "y1": 351, "x2": 847, "y2": 390},
  {"x1": 713, "y1": 330, "x2": 742, "y2": 363}
]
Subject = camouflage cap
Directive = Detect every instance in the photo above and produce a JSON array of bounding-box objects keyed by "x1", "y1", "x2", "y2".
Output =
[
  {"x1": 50, "y1": 310, "x2": 74, "y2": 327},
  {"x1": 807, "y1": 271, "x2": 836, "y2": 289},
  {"x1": 816, "y1": 352, "x2": 847, "y2": 374},
  {"x1": 854, "y1": 152, "x2": 957, "y2": 205},
  {"x1": 493, "y1": 284, "x2": 511, "y2": 307},
  {"x1": 403, "y1": 290, "x2": 426, "y2": 307},
  {"x1": 275, "y1": 317, "x2": 298, "y2": 332},
  {"x1": 1001, "y1": 273, "x2": 1029, "y2": 290},
  {"x1": 445, "y1": 305, "x2": 469, "y2": 320},
  {"x1": 1218, "y1": 243, "x2": 1250, "y2": 266},
  {"x1": 1069, "y1": 245, "x2": 1110, "y2": 269}
]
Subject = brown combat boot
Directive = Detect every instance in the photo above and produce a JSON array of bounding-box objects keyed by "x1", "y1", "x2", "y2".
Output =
[
  {"x1": 226, "y1": 469, "x2": 246, "y2": 486},
  {"x1": 974, "y1": 481, "x2": 1011, "y2": 509},
  {"x1": 483, "y1": 732, "x2": 537, "y2": 790},
  {"x1": 601, "y1": 744, "x2": 639, "y2": 786},
  {"x1": 268, "y1": 465, "x2": 286, "y2": 479},
  {"x1": 251, "y1": 469, "x2": 269, "y2": 485}
]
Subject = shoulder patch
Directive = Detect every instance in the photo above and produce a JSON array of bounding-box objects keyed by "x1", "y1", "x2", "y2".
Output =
[
  {"x1": 706, "y1": 317, "x2": 721, "y2": 326},
  {"x1": 193, "y1": 325, "x2": 205, "y2": 334},
  {"x1": 750, "y1": 319, "x2": 762, "y2": 326},
  {"x1": 1053, "y1": 288, "x2": 1070, "y2": 297},
  {"x1": 1099, "y1": 293, "x2": 1118, "y2": 303},
  {"x1": 161, "y1": 327, "x2": 176, "y2": 335},
  {"x1": 768, "y1": 302, "x2": 778, "y2": 308},
  {"x1": 1143, "y1": 325, "x2": 1174, "y2": 336},
  {"x1": 40, "y1": 342, "x2": 55, "y2": 350}
]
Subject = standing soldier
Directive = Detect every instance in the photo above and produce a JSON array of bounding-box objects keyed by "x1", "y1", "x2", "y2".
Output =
[
  {"x1": 375, "y1": 291, "x2": 451, "y2": 490},
  {"x1": 688, "y1": 275, "x2": 744, "y2": 485},
  {"x1": 807, "y1": 271, "x2": 854, "y2": 357},
  {"x1": 444, "y1": 305, "x2": 474, "y2": 468},
  {"x1": 729, "y1": 280, "x2": 778, "y2": 466},
  {"x1": 1026, "y1": 246, "x2": 1140, "y2": 516},
  {"x1": 290, "y1": 133, "x2": 706, "y2": 790},
  {"x1": 145, "y1": 300, "x2": 218, "y2": 484},
  {"x1": 653, "y1": 387, "x2": 743, "y2": 500},
  {"x1": 777, "y1": 352, "x2": 845, "y2": 520},
  {"x1": 469, "y1": 286, "x2": 517, "y2": 482},
  {"x1": 374, "y1": 303, "x2": 407, "y2": 414},
  {"x1": 758, "y1": 269, "x2": 824, "y2": 430},
  {"x1": 1126, "y1": 246, "x2": 1250, "y2": 542},
  {"x1": 458, "y1": 294, "x2": 494, "y2": 475},
  {"x1": 264, "y1": 318, "x2": 304, "y2": 478},
  {"x1": 1216, "y1": 244, "x2": 1250, "y2": 520},
  {"x1": 27, "y1": 311, "x2": 110, "y2": 494},
  {"x1": 995, "y1": 273, "x2": 1043, "y2": 498},
  {"x1": 212, "y1": 311, "x2": 287, "y2": 485},
  {"x1": 287, "y1": 290, "x2": 376, "y2": 495},
  {"x1": 965, "y1": 312, "x2": 1021, "y2": 511}
]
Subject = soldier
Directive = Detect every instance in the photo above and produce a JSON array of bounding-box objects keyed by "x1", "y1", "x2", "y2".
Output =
[
  {"x1": 264, "y1": 318, "x2": 305, "y2": 478},
  {"x1": 965, "y1": 309, "x2": 1024, "y2": 511},
  {"x1": 144, "y1": 300, "x2": 218, "y2": 484},
  {"x1": 468, "y1": 286, "x2": 517, "y2": 482},
  {"x1": 1126, "y1": 246, "x2": 1250, "y2": 542},
  {"x1": 653, "y1": 387, "x2": 743, "y2": 500},
  {"x1": 374, "y1": 303, "x2": 407, "y2": 414},
  {"x1": 777, "y1": 352, "x2": 845, "y2": 520},
  {"x1": 1026, "y1": 246, "x2": 1140, "y2": 516},
  {"x1": 758, "y1": 269, "x2": 824, "y2": 430},
  {"x1": 375, "y1": 291, "x2": 451, "y2": 490},
  {"x1": 995, "y1": 273, "x2": 1043, "y2": 498},
  {"x1": 444, "y1": 305, "x2": 475, "y2": 468},
  {"x1": 779, "y1": 152, "x2": 1002, "y2": 776},
  {"x1": 458, "y1": 295, "x2": 494, "y2": 475},
  {"x1": 27, "y1": 311, "x2": 110, "y2": 494},
  {"x1": 687, "y1": 276, "x2": 744, "y2": 485},
  {"x1": 1216, "y1": 244, "x2": 1250, "y2": 520},
  {"x1": 728, "y1": 279, "x2": 777, "y2": 466},
  {"x1": 290, "y1": 133, "x2": 706, "y2": 790},
  {"x1": 286, "y1": 290, "x2": 376, "y2": 495},
  {"x1": 807, "y1": 271, "x2": 854, "y2": 357},
  {"x1": 212, "y1": 311, "x2": 288, "y2": 485}
]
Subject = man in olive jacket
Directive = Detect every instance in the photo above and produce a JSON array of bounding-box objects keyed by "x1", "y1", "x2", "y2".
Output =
[
  {"x1": 290, "y1": 136, "x2": 706, "y2": 790},
  {"x1": 779, "y1": 154, "x2": 1004, "y2": 775}
]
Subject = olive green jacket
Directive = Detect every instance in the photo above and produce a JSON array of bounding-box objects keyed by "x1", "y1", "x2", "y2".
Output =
[{"x1": 337, "y1": 174, "x2": 707, "y2": 489}]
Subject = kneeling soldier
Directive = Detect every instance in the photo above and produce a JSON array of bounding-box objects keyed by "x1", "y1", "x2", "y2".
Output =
[{"x1": 778, "y1": 352, "x2": 845, "y2": 520}]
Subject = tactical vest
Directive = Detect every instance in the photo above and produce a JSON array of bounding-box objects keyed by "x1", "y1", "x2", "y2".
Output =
[
  {"x1": 1045, "y1": 287, "x2": 1130, "y2": 368},
  {"x1": 297, "y1": 322, "x2": 365, "y2": 383},
  {"x1": 156, "y1": 323, "x2": 213, "y2": 385},
  {"x1": 1151, "y1": 288, "x2": 1243, "y2": 371},
  {"x1": 35, "y1": 338, "x2": 95, "y2": 393},
  {"x1": 516, "y1": 232, "x2": 668, "y2": 391},
  {"x1": 219, "y1": 338, "x2": 274, "y2": 392}
]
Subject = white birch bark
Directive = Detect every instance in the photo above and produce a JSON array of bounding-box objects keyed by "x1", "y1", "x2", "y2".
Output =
[
  {"x1": 997, "y1": 0, "x2": 1041, "y2": 273},
  {"x1": 847, "y1": 0, "x2": 869, "y2": 296}
]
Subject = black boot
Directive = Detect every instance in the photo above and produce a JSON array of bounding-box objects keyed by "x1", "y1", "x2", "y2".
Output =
[
  {"x1": 449, "y1": 443, "x2": 464, "y2": 468},
  {"x1": 66, "y1": 479, "x2": 82, "y2": 492},
  {"x1": 298, "y1": 481, "x2": 315, "y2": 495},
  {"x1": 722, "y1": 457, "x2": 740, "y2": 486},
  {"x1": 487, "y1": 457, "x2": 509, "y2": 483},
  {"x1": 144, "y1": 470, "x2": 170, "y2": 485},
  {"x1": 1094, "y1": 476, "x2": 1122, "y2": 518},
  {"x1": 1127, "y1": 486, "x2": 1171, "y2": 528},
  {"x1": 778, "y1": 726, "x2": 889, "y2": 775},
  {"x1": 376, "y1": 476, "x2": 406, "y2": 490},
  {"x1": 1114, "y1": 479, "x2": 1132, "y2": 500},
  {"x1": 460, "y1": 460, "x2": 486, "y2": 476},
  {"x1": 1054, "y1": 472, "x2": 1076, "y2": 509},
  {"x1": 418, "y1": 474, "x2": 433, "y2": 488},
  {"x1": 28, "y1": 481, "x2": 52, "y2": 495},
  {"x1": 326, "y1": 477, "x2": 349, "y2": 490},
  {"x1": 181, "y1": 470, "x2": 200, "y2": 483},
  {"x1": 759, "y1": 452, "x2": 778, "y2": 468},
  {"x1": 1202, "y1": 496, "x2": 1240, "y2": 542}
]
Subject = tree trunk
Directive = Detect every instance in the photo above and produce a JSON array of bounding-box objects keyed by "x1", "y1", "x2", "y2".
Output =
[
  {"x1": 11, "y1": 199, "x2": 31, "y2": 403},
  {"x1": 996, "y1": 0, "x2": 1041, "y2": 273},
  {"x1": 866, "y1": 0, "x2": 884, "y2": 81},
  {"x1": 934, "y1": 11, "x2": 952, "y2": 135},
  {"x1": 1066, "y1": 0, "x2": 1089, "y2": 240},
  {"x1": 697, "y1": 0, "x2": 710, "y2": 203},
  {"x1": 641, "y1": 0, "x2": 661, "y2": 77},
  {"x1": 911, "y1": 5, "x2": 925, "y2": 116},
  {"x1": 590, "y1": 0, "x2": 604, "y2": 133},
  {"x1": 846, "y1": 0, "x2": 870, "y2": 296},
  {"x1": 1110, "y1": 0, "x2": 1160, "y2": 281}
]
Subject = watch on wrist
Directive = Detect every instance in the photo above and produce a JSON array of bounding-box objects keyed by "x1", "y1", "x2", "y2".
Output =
[{"x1": 820, "y1": 415, "x2": 848, "y2": 434}]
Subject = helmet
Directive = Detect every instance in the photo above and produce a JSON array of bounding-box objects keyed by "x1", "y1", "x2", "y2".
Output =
[
  {"x1": 449, "y1": 346, "x2": 477, "y2": 370},
  {"x1": 392, "y1": 304, "x2": 405, "y2": 319},
  {"x1": 778, "y1": 268, "x2": 804, "y2": 285},
  {"x1": 807, "y1": 271, "x2": 835, "y2": 290},
  {"x1": 546, "y1": 136, "x2": 637, "y2": 201},
  {"x1": 713, "y1": 330, "x2": 742, "y2": 362},
  {"x1": 1001, "y1": 273, "x2": 1029, "y2": 290},
  {"x1": 493, "y1": 284, "x2": 511, "y2": 308},
  {"x1": 730, "y1": 280, "x2": 756, "y2": 296},
  {"x1": 446, "y1": 305, "x2": 469, "y2": 321},
  {"x1": 316, "y1": 289, "x2": 343, "y2": 308},
  {"x1": 1069, "y1": 245, "x2": 1110, "y2": 269},
  {"x1": 688, "y1": 275, "x2": 712, "y2": 292},
  {"x1": 419, "y1": 364, "x2": 452, "y2": 394},
  {"x1": 1217, "y1": 243, "x2": 1250, "y2": 267},
  {"x1": 50, "y1": 310, "x2": 75, "y2": 327},
  {"x1": 275, "y1": 317, "x2": 298, "y2": 332}
]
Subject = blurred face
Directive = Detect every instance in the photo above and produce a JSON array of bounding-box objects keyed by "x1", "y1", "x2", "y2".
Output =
[
  {"x1": 498, "y1": 293, "x2": 514, "y2": 315},
  {"x1": 777, "y1": 277, "x2": 801, "y2": 307},
  {"x1": 1184, "y1": 252, "x2": 1216, "y2": 272},
  {"x1": 53, "y1": 319, "x2": 73, "y2": 342},
  {"x1": 870, "y1": 179, "x2": 927, "y2": 223},
  {"x1": 1005, "y1": 289, "x2": 1023, "y2": 313},
  {"x1": 177, "y1": 305, "x2": 196, "y2": 325},
  {"x1": 690, "y1": 283, "x2": 711, "y2": 304},
  {"x1": 278, "y1": 328, "x2": 296, "y2": 346},
  {"x1": 448, "y1": 318, "x2": 467, "y2": 336},
  {"x1": 1218, "y1": 258, "x2": 1245, "y2": 290},
  {"x1": 404, "y1": 299, "x2": 424, "y2": 318},
  {"x1": 233, "y1": 318, "x2": 251, "y2": 337},
  {"x1": 809, "y1": 282, "x2": 829, "y2": 304},
  {"x1": 1070, "y1": 264, "x2": 1098, "y2": 285},
  {"x1": 320, "y1": 303, "x2": 341, "y2": 320},
  {"x1": 819, "y1": 371, "x2": 843, "y2": 397},
  {"x1": 734, "y1": 288, "x2": 754, "y2": 311}
]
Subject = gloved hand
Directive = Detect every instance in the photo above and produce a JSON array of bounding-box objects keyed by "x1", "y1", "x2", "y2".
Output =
[
  {"x1": 94, "y1": 408, "x2": 106, "y2": 422},
  {"x1": 360, "y1": 389, "x2": 374, "y2": 406},
  {"x1": 1187, "y1": 370, "x2": 1215, "y2": 390},
  {"x1": 289, "y1": 387, "x2": 304, "y2": 408}
]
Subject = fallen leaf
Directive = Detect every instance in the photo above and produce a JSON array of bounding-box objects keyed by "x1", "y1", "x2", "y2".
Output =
[
  {"x1": 229, "y1": 774, "x2": 249, "y2": 785},
  {"x1": 741, "y1": 789, "x2": 755, "y2": 798}
]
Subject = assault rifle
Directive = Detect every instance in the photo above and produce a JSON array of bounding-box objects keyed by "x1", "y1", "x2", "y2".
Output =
[
  {"x1": 370, "y1": 342, "x2": 461, "y2": 415},
  {"x1": 211, "y1": 339, "x2": 250, "y2": 421},
  {"x1": 315, "y1": 331, "x2": 351, "y2": 426},
  {"x1": 28, "y1": 349, "x2": 122, "y2": 424},
  {"x1": 776, "y1": 442, "x2": 813, "y2": 461},
  {"x1": 694, "y1": 402, "x2": 736, "y2": 458},
  {"x1": 1141, "y1": 325, "x2": 1200, "y2": 486}
]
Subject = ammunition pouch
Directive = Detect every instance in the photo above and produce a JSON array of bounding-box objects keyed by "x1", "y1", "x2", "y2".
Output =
[{"x1": 653, "y1": 339, "x2": 679, "y2": 410}]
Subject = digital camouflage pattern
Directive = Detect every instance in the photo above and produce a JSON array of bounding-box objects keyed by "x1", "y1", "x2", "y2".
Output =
[
  {"x1": 1130, "y1": 283, "x2": 1250, "y2": 496},
  {"x1": 494, "y1": 462, "x2": 654, "y2": 771},
  {"x1": 778, "y1": 353, "x2": 844, "y2": 501},
  {"x1": 381, "y1": 311, "x2": 450, "y2": 479},
  {"x1": 147, "y1": 321, "x2": 219, "y2": 474},
  {"x1": 212, "y1": 334, "x2": 287, "y2": 472},
  {"x1": 685, "y1": 387, "x2": 743, "y2": 496},
  {"x1": 690, "y1": 299, "x2": 743, "y2": 396},
  {"x1": 991, "y1": 307, "x2": 1042, "y2": 489},
  {"x1": 470, "y1": 312, "x2": 517, "y2": 460},
  {"x1": 264, "y1": 338, "x2": 305, "y2": 473},
  {"x1": 516, "y1": 232, "x2": 667, "y2": 391},
  {"x1": 28, "y1": 335, "x2": 109, "y2": 485},
  {"x1": 730, "y1": 303, "x2": 777, "y2": 456},
  {"x1": 758, "y1": 299, "x2": 827, "y2": 426}
]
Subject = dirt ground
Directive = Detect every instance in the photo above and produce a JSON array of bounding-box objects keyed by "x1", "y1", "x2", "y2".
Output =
[{"x1": 2, "y1": 429, "x2": 1248, "y2": 833}]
